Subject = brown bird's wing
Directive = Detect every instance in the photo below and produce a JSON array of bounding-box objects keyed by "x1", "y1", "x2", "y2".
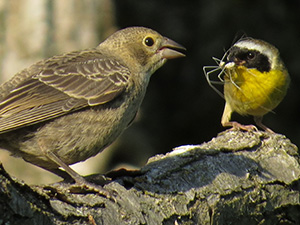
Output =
[{"x1": 0, "y1": 50, "x2": 131, "y2": 133}]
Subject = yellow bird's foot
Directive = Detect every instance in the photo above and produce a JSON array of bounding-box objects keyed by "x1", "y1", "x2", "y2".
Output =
[
  {"x1": 254, "y1": 116, "x2": 275, "y2": 134},
  {"x1": 223, "y1": 121, "x2": 258, "y2": 132}
]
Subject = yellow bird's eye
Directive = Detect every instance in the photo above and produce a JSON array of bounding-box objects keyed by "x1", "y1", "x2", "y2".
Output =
[
  {"x1": 144, "y1": 37, "x2": 155, "y2": 47},
  {"x1": 247, "y1": 51, "x2": 256, "y2": 60}
]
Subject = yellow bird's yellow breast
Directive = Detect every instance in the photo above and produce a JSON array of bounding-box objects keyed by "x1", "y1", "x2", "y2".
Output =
[{"x1": 224, "y1": 66, "x2": 289, "y2": 116}]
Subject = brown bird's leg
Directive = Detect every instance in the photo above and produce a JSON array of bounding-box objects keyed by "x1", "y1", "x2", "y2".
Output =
[
  {"x1": 221, "y1": 102, "x2": 258, "y2": 132},
  {"x1": 254, "y1": 116, "x2": 275, "y2": 133},
  {"x1": 47, "y1": 168, "x2": 73, "y2": 182},
  {"x1": 46, "y1": 151, "x2": 91, "y2": 184},
  {"x1": 38, "y1": 140, "x2": 112, "y2": 198}
]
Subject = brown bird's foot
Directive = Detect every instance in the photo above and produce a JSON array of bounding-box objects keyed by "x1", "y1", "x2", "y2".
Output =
[
  {"x1": 42, "y1": 170, "x2": 116, "y2": 203},
  {"x1": 44, "y1": 151, "x2": 114, "y2": 200},
  {"x1": 46, "y1": 177, "x2": 111, "y2": 194},
  {"x1": 44, "y1": 169, "x2": 114, "y2": 200},
  {"x1": 43, "y1": 178, "x2": 116, "y2": 203},
  {"x1": 223, "y1": 121, "x2": 258, "y2": 132},
  {"x1": 67, "y1": 175, "x2": 112, "y2": 198},
  {"x1": 68, "y1": 175, "x2": 114, "y2": 200}
]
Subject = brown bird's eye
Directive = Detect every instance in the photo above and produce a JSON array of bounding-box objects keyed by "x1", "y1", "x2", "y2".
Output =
[{"x1": 144, "y1": 37, "x2": 155, "y2": 46}]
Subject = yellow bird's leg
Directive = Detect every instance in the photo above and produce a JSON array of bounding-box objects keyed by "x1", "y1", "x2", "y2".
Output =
[
  {"x1": 254, "y1": 116, "x2": 275, "y2": 133},
  {"x1": 221, "y1": 102, "x2": 233, "y2": 127},
  {"x1": 221, "y1": 102, "x2": 258, "y2": 132}
]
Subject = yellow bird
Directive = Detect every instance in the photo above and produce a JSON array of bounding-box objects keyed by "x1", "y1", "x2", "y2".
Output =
[{"x1": 204, "y1": 38, "x2": 290, "y2": 133}]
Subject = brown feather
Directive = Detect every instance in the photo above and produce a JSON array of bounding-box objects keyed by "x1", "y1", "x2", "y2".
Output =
[{"x1": 0, "y1": 50, "x2": 131, "y2": 133}]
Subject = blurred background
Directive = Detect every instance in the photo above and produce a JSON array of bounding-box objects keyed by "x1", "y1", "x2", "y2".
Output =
[{"x1": 0, "y1": 0, "x2": 299, "y2": 184}]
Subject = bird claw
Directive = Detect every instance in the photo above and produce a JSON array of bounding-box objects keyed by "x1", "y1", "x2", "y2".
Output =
[
  {"x1": 68, "y1": 182, "x2": 111, "y2": 197},
  {"x1": 224, "y1": 121, "x2": 258, "y2": 132},
  {"x1": 43, "y1": 179, "x2": 116, "y2": 202}
]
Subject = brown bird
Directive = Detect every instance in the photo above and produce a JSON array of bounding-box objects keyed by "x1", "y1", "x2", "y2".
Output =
[{"x1": 0, "y1": 27, "x2": 185, "y2": 196}]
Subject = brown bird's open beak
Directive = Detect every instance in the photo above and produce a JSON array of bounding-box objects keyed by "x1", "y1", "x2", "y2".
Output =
[{"x1": 159, "y1": 37, "x2": 186, "y2": 59}]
